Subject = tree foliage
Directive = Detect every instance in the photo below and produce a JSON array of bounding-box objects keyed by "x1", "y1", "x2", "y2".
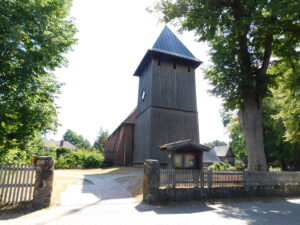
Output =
[
  {"x1": 154, "y1": 0, "x2": 299, "y2": 107},
  {"x1": 227, "y1": 117, "x2": 247, "y2": 164},
  {"x1": 153, "y1": 0, "x2": 300, "y2": 171},
  {"x1": 262, "y1": 97, "x2": 299, "y2": 170},
  {"x1": 63, "y1": 129, "x2": 91, "y2": 149},
  {"x1": 0, "y1": 0, "x2": 77, "y2": 159},
  {"x1": 203, "y1": 140, "x2": 227, "y2": 148},
  {"x1": 93, "y1": 127, "x2": 109, "y2": 151},
  {"x1": 225, "y1": 97, "x2": 300, "y2": 170},
  {"x1": 270, "y1": 60, "x2": 300, "y2": 143}
]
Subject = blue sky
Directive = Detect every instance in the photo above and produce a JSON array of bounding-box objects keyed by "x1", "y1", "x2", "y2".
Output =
[{"x1": 47, "y1": 0, "x2": 229, "y2": 144}]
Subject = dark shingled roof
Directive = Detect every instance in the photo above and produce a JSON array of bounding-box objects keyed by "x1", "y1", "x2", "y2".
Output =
[
  {"x1": 160, "y1": 139, "x2": 210, "y2": 152},
  {"x1": 152, "y1": 26, "x2": 199, "y2": 62},
  {"x1": 134, "y1": 26, "x2": 202, "y2": 76},
  {"x1": 203, "y1": 148, "x2": 221, "y2": 163}
]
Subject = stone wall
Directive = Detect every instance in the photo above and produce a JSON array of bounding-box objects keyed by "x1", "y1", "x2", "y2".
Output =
[
  {"x1": 143, "y1": 160, "x2": 300, "y2": 204},
  {"x1": 156, "y1": 185, "x2": 300, "y2": 203}
]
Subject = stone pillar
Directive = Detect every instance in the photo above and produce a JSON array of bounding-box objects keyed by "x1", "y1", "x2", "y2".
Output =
[
  {"x1": 33, "y1": 156, "x2": 55, "y2": 207},
  {"x1": 143, "y1": 159, "x2": 160, "y2": 204}
]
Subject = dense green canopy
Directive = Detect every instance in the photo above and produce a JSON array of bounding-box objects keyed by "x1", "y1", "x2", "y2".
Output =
[{"x1": 0, "y1": 0, "x2": 77, "y2": 159}]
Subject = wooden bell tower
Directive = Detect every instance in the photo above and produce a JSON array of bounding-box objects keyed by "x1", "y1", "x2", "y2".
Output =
[{"x1": 133, "y1": 26, "x2": 202, "y2": 164}]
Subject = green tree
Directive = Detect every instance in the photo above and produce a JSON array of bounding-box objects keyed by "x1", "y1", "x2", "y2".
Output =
[
  {"x1": 153, "y1": 0, "x2": 300, "y2": 171},
  {"x1": 203, "y1": 140, "x2": 227, "y2": 148},
  {"x1": 63, "y1": 129, "x2": 91, "y2": 149},
  {"x1": 270, "y1": 60, "x2": 300, "y2": 144},
  {"x1": 263, "y1": 95, "x2": 300, "y2": 170},
  {"x1": 0, "y1": 0, "x2": 77, "y2": 160},
  {"x1": 225, "y1": 97, "x2": 300, "y2": 170},
  {"x1": 227, "y1": 117, "x2": 247, "y2": 164},
  {"x1": 93, "y1": 127, "x2": 109, "y2": 151}
]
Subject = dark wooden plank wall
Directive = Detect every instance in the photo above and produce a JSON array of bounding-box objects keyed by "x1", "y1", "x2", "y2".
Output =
[
  {"x1": 149, "y1": 107, "x2": 199, "y2": 164},
  {"x1": 136, "y1": 62, "x2": 153, "y2": 116},
  {"x1": 124, "y1": 124, "x2": 134, "y2": 165},
  {"x1": 152, "y1": 58, "x2": 197, "y2": 112},
  {"x1": 134, "y1": 57, "x2": 200, "y2": 164},
  {"x1": 133, "y1": 109, "x2": 152, "y2": 164}
]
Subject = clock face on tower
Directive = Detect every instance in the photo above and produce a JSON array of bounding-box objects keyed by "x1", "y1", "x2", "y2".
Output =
[{"x1": 141, "y1": 90, "x2": 146, "y2": 101}]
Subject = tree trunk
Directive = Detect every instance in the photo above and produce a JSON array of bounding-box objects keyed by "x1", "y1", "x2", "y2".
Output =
[{"x1": 238, "y1": 96, "x2": 267, "y2": 171}]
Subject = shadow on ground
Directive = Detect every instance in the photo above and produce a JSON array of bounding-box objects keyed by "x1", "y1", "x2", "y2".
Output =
[
  {"x1": 135, "y1": 202, "x2": 216, "y2": 214},
  {"x1": 134, "y1": 197, "x2": 300, "y2": 225},
  {"x1": 0, "y1": 202, "x2": 44, "y2": 220},
  {"x1": 214, "y1": 198, "x2": 300, "y2": 225}
]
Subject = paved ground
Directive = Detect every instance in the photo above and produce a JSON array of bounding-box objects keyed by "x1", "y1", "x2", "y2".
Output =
[{"x1": 1, "y1": 171, "x2": 300, "y2": 225}]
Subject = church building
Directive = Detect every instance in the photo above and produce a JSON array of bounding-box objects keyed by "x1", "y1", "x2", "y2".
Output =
[{"x1": 105, "y1": 26, "x2": 212, "y2": 166}]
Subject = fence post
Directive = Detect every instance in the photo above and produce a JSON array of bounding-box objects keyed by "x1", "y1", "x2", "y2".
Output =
[
  {"x1": 193, "y1": 170, "x2": 199, "y2": 187},
  {"x1": 207, "y1": 170, "x2": 213, "y2": 188},
  {"x1": 172, "y1": 168, "x2": 176, "y2": 188},
  {"x1": 243, "y1": 171, "x2": 248, "y2": 190},
  {"x1": 200, "y1": 170, "x2": 204, "y2": 188},
  {"x1": 143, "y1": 159, "x2": 160, "y2": 204},
  {"x1": 33, "y1": 156, "x2": 55, "y2": 208}
]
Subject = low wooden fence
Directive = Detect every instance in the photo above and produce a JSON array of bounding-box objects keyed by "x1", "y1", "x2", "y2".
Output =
[
  {"x1": 143, "y1": 160, "x2": 300, "y2": 204},
  {"x1": 160, "y1": 169, "x2": 300, "y2": 188},
  {"x1": 0, "y1": 164, "x2": 36, "y2": 203}
]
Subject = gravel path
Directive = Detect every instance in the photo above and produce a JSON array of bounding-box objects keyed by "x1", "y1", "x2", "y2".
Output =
[{"x1": 1, "y1": 171, "x2": 300, "y2": 225}]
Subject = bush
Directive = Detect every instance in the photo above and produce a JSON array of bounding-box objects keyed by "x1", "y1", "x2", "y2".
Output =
[
  {"x1": 56, "y1": 147, "x2": 71, "y2": 158},
  {"x1": 102, "y1": 158, "x2": 113, "y2": 168},
  {"x1": 51, "y1": 149, "x2": 110, "y2": 169},
  {"x1": 269, "y1": 166, "x2": 282, "y2": 172},
  {"x1": 208, "y1": 161, "x2": 236, "y2": 171},
  {"x1": 82, "y1": 154, "x2": 104, "y2": 168},
  {"x1": 0, "y1": 147, "x2": 27, "y2": 164}
]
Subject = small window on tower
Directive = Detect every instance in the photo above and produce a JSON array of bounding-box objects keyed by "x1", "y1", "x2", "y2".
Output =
[
  {"x1": 158, "y1": 59, "x2": 161, "y2": 66},
  {"x1": 173, "y1": 63, "x2": 176, "y2": 69},
  {"x1": 141, "y1": 90, "x2": 146, "y2": 101},
  {"x1": 188, "y1": 67, "x2": 191, "y2": 72}
]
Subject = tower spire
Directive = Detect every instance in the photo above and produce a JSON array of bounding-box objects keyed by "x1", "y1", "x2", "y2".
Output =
[
  {"x1": 133, "y1": 26, "x2": 201, "y2": 76},
  {"x1": 152, "y1": 26, "x2": 198, "y2": 61}
]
